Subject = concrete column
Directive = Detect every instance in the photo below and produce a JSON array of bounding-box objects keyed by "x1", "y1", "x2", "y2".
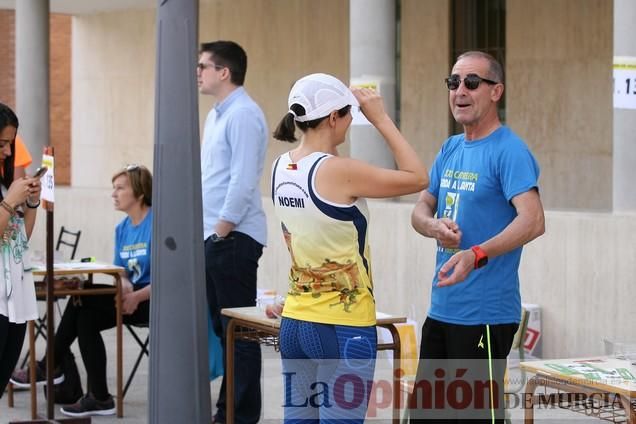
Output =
[
  {"x1": 15, "y1": 0, "x2": 49, "y2": 170},
  {"x1": 349, "y1": 0, "x2": 396, "y2": 169},
  {"x1": 149, "y1": 1, "x2": 211, "y2": 423},
  {"x1": 613, "y1": 0, "x2": 636, "y2": 211}
]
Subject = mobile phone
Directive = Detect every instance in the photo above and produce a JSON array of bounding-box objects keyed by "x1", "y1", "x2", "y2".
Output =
[{"x1": 33, "y1": 166, "x2": 48, "y2": 178}]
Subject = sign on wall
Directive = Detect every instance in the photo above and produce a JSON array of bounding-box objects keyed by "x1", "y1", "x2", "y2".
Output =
[
  {"x1": 614, "y1": 56, "x2": 636, "y2": 110},
  {"x1": 40, "y1": 154, "x2": 55, "y2": 203},
  {"x1": 350, "y1": 77, "x2": 380, "y2": 126}
]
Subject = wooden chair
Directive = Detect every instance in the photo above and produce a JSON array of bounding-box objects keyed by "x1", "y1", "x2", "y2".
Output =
[{"x1": 55, "y1": 226, "x2": 82, "y2": 261}]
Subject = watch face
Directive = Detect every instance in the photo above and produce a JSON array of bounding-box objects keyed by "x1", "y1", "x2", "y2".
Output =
[
  {"x1": 477, "y1": 256, "x2": 488, "y2": 268},
  {"x1": 211, "y1": 233, "x2": 226, "y2": 242}
]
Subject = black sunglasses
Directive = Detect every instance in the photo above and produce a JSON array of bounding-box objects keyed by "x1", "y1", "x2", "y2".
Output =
[
  {"x1": 196, "y1": 62, "x2": 224, "y2": 72},
  {"x1": 445, "y1": 73, "x2": 499, "y2": 91}
]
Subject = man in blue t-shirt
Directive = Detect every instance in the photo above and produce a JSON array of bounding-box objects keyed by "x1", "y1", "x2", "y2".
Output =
[{"x1": 409, "y1": 52, "x2": 545, "y2": 423}]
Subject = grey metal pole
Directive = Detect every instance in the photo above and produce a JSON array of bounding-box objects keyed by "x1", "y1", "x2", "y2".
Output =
[
  {"x1": 149, "y1": 1, "x2": 211, "y2": 423},
  {"x1": 15, "y1": 0, "x2": 49, "y2": 173}
]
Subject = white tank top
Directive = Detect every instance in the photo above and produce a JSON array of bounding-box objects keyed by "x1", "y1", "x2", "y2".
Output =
[{"x1": 271, "y1": 151, "x2": 375, "y2": 326}]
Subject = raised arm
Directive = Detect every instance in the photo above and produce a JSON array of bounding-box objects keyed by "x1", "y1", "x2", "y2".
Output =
[
  {"x1": 22, "y1": 175, "x2": 41, "y2": 238},
  {"x1": 318, "y1": 88, "x2": 428, "y2": 201},
  {"x1": 1, "y1": 177, "x2": 37, "y2": 238}
]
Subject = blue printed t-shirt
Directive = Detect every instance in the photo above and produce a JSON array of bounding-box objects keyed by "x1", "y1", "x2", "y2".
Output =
[
  {"x1": 428, "y1": 126, "x2": 539, "y2": 325},
  {"x1": 114, "y1": 209, "x2": 152, "y2": 287}
]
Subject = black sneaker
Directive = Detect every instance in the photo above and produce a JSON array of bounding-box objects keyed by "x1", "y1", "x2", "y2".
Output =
[
  {"x1": 9, "y1": 364, "x2": 64, "y2": 388},
  {"x1": 60, "y1": 393, "x2": 116, "y2": 417}
]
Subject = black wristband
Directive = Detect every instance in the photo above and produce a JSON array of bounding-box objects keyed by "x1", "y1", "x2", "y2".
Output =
[{"x1": 26, "y1": 198, "x2": 41, "y2": 209}]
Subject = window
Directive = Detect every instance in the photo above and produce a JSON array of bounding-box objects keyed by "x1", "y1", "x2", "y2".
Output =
[{"x1": 450, "y1": 0, "x2": 505, "y2": 135}]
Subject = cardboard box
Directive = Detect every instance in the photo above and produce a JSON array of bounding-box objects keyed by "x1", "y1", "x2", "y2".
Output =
[
  {"x1": 522, "y1": 303, "x2": 541, "y2": 358},
  {"x1": 376, "y1": 319, "x2": 419, "y2": 377}
]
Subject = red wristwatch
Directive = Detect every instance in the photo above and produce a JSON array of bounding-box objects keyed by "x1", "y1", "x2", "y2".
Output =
[{"x1": 471, "y1": 246, "x2": 488, "y2": 269}]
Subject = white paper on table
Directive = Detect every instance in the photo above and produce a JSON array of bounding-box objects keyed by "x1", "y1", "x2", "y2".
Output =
[{"x1": 33, "y1": 261, "x2": 116, "y2": 271}]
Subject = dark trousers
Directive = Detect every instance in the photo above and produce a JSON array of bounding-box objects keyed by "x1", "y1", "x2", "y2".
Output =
[
  {"x1": 410, "y1": 317, "x2": 518, "y2": 424},
  {"x1": 205, "y1": 231, "x2": 263, "y2": 424},
  {"x1": 0, "y1": 315, "x2": 26, "y2": 397},
  {"x1": 52, "y1": 284, "x2": 150, "y2": 400}
]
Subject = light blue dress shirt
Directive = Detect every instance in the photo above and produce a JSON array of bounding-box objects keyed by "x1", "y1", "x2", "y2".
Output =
[{"x1": 201, "y1": 86, "x2": 268, "y2": 246}]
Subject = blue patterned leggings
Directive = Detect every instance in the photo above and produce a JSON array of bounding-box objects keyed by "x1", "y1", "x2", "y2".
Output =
[{"x1": 279, "y1": 317, "x2": 377, "y2": 423}]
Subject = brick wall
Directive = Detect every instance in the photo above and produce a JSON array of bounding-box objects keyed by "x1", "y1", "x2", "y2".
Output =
[
  {"x1": 50, "y1": 14, "x2": 71, "y2": 185},
  {"x1": 0, "y1": 10, "x2": 71, "y2": 185},
  {"x1": 0, "y1": 10, "x2": 16, "y2": 108}
]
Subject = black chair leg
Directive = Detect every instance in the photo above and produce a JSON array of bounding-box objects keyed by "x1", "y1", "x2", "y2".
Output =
[
  {"x1": 128, "y1": 327, "x2": 148, "y2": 352},
  {"x1": 19, "y1": 316, "x2": 47, "y2": 369},
  {"x1": 123, "y1": 336, "x2": 149, "y2": 397}
]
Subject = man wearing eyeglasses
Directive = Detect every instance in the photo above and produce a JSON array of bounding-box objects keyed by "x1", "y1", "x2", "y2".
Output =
[
  {"x1": 409, "y1": 51, "x2": 545, "y2": 423},
  {"x1": 198, "y1": 40, "x2": 267, "y2": 424}
]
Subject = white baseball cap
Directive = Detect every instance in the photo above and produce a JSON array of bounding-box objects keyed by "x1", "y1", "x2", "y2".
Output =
[{"x1": 287, "y1": 73, "x2": 358, "y2": 122}]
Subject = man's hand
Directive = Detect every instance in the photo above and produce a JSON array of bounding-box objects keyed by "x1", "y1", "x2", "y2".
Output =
[
  {"x1": 434, "y1": 218, "x2": 462, "y2": 248},
  {"x1": 412, "y1": 191, "x2": 461, "y2": 248},
  {"x1": 214, "y1": 219, "x2": 235, "y2": 238},
  {"x1": 437, "y1": 249, "x2": 475, "y2": 287}
]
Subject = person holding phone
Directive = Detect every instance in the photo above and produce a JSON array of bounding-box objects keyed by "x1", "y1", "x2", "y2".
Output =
[
  {"x1": 33, "y1": 166, "x2": 47, "y2": 179},
  {"x1": 271, "y1": 73, "x2": 428, "y2": 422},
  {"x1": 0, "y1": 102, "x2": 42, "y2": 396}
]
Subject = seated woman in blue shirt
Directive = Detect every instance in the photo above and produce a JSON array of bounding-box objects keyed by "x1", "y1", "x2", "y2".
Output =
[{"x1": 12, "y1": 164, "x2": 153, "y2": 417}]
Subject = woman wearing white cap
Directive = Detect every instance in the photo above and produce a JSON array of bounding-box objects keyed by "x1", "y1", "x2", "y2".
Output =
[{"x1": 271, "y1": 73, "x2": 428, "y2": 422}]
